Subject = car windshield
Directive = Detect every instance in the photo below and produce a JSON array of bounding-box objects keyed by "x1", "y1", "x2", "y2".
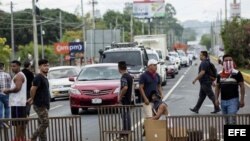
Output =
[
  {"x1": 148, "y1": 53, "x2": 159, "y2": 61},
  {"x1": 48, "y1": 68, "x2": 78, "y2": 79},
  {"x1": 78, "y1": 66, "x2": 120, "y2": 81},
  {"x1": 102, "y1": 51, "x2": 141, "y2": 66},
  {"x1": 156, "y1": 50, "x2": 163, "y2": 59},
  {"x1": 177, "y1": 52, "x2": 186, "y2": 57},
  {"x1": 169, "y1": 53, "x2": 178, "y2": 58}
]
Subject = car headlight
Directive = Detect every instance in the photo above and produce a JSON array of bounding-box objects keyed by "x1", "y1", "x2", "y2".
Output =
[
  {"x1": 69, "y1": 88, "x2": 81, "y2": 95},
  {"x1": 130, "y1": 73, "x2": 141, "y2": 80},
  {"x1": 113, "y1": 87, "x2": 120, "y2": 95}
]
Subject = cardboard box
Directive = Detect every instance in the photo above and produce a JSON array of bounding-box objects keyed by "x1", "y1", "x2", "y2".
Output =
[
  {"x1": 144, "y1": 119, "x2": 168, "y2": 141},
  {"x1": 144, "y1": 119, "x2": 189, "y2": 141}
]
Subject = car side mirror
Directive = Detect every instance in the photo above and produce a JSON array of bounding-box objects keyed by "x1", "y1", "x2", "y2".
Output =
[{"x1": 69, "y1": 77, "x2": 75, "y2": 82}]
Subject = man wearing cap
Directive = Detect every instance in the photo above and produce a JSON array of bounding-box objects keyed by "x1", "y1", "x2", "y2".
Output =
[{"x1": 139, "y1": 59, "x2": 163, "y2": 118}]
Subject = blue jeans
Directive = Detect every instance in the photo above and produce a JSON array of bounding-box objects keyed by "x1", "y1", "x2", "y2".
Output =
[
  {"x1": 221, "y1": 98, "x2": 239, "y2": 125},
  {"x1": 0, "y1": 94, "x2": 10, "y2": 119}
]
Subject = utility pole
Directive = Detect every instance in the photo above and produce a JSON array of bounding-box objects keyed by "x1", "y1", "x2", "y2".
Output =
[
  {"x1": 32, "y1": 0, "x2": 39, "y2": 74},
  {"x1": 130, "y1": 14, "x2": 133, "y2": 42},
  {"x1": 225, "y1": 0, "x2": 227, "y2": 21},
  {"x1": 81, "y1": 0, "x2": 86, "y2": 64},
  {"x1": 89, "y1": 0, "x2": 97, "y2": 63},
  {"x1": 142, "y1": 21, "x2": 144, "y2": 35},
  {"x1": 10, "y1": 1, "x2": 15, "y2": 60},
  {"x1": 40, "y1": 19, "x2": 44, "y2": 59},
  {"x1": 59, "y1": 11, "x2": 63, "y2": 65},
  {"x1": 147, "y1": 18, "x2": 151, "y2": 35}
]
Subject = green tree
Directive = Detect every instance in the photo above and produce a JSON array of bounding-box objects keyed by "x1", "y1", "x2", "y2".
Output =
[
  {"x1": 200, "y1": 34, "x2": 211, "y2": 51},
  {"x1": 17, "y1": 43, "x2": 59, "y2": 65},
  {"x1": 0, "y1": 37, "x2": 11, "y2": 67},
  {"x1": 221, "y1": 18, "x2": 250, "y2": 68}
]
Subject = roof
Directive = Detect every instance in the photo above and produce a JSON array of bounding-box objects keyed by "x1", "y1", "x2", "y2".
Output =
[
  {"x1": 49, "y1": 66, "x2": 79, "y2": 71},
  {"x1": 104, "y1": 47, "x2": 142, "y2": 53},
  {"x1": 83, "y1": 63, "x2": 118, "y2": 68}
]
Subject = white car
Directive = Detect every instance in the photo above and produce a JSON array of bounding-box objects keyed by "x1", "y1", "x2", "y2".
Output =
[
  {"x1": 146, "y1": 49, "x2": 167, "y2": 86},
  {"x1": 48, "y1": 66, "x2": 81, "y2": 101},
  {"x1": 177, "y1": 50, "x2": 189, "y2": 67},
  {"x1": 168, "y1": 51, "x2": 181, "y2": 70}
]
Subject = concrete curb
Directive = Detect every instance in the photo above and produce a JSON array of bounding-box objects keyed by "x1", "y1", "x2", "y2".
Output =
[{"x1": 210, "y1": 55, "x2": 250, "y2": 85}]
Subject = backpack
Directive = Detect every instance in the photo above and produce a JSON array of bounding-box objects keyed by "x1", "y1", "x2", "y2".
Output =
[{"x1": 208, "y1": 62, "x2": 217, "y2": 81}]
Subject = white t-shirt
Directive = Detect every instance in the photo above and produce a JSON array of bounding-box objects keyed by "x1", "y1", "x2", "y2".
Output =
[{"x1": 9, "y1": 72, "x2": 27, "y2": 106}]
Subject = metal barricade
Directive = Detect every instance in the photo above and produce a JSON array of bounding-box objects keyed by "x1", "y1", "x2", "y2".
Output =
[
  {"x1": 166, "y1": 114, "x2": 250, "y2": 141},
  {"x1": 97, "y1": 105, "x2": 143, "y2": 141},
  {"x1": 0, "y1": 116, "x2": 82, "y2": 141}
]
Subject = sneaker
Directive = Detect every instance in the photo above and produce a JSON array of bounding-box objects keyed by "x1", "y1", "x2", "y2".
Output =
[
  {"x1": 211, "y1": 109, "x2": 221, "y2": 114},
  {"x1": 190, "y1": 108, "x2": 199, "y2": 114}
]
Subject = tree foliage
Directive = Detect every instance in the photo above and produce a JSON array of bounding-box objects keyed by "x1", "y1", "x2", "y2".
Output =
[
  {"x1": 200, "y1": 34, "x2": 211, "y2": 51},
  {"x1": 0, "y1": 37, "x2": 11, "y2": 67},
  {"x1": 221, "y1": 18, "x2": 250, "y2": 68}
]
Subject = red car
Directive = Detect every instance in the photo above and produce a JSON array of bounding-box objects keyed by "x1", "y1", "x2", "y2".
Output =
[{"x1": 69, "y1": 63, "x2": 120, "y2": 114}]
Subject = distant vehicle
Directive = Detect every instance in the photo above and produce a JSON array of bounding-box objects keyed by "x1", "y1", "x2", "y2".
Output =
[
  {"x1": 146, "y1": 48, "x2": 167, "y2": 86},
  {"x1": 99, "y1": 42, "x2": 149, "y2": 103},
  {"x1": 165, "y1": 61, "x2": 176, "y2": 78},
  {"x1": 173, "y1": 43, "x2": 188, "y2": 53},
  {"x1": 168, "y1": 51, "x2": 181, "y2": 70},
  {"x1": 48, "y1": 66, "x2": 80, "y2": 101},
  {"x1": 69, "y1": 63, "x2": 120, "y2": 115},
  {"x1": 177, "y1": 50, "x2": 189, "y2": 67},
  {"x1": 134, "y1": 34, "x2": 168, "y2": 61}
]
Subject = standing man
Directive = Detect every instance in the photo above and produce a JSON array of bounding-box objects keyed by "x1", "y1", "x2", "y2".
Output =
[
  {"x1": 139, "y1": 59, "x2": 163, "y2": 118},
  {"x1": 0, "y1": 62, "x2": 11, "y2": 128},
  {"x1": 118, "y1": 61, "x2": 133, "y2": 139},
  {"x1": 3, "y1": 60, "x2": 27, "y2": 140},
  {"x1": 28, "y1": 59, "x2": 50, "y2": 141},
  {"x1": 22, "y1": 61, "x2": 34, "y2": 116},
  {"x1": 215, "y1": 54, "x2": 245, "y2": 124},
  {"x1": 191, "y1": 51, "x2": 220, "y2": 114}
]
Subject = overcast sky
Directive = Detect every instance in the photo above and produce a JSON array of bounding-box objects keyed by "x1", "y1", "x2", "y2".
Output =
[{"x1": 1, "y1": 0, "x2": 249, "y2": 22}]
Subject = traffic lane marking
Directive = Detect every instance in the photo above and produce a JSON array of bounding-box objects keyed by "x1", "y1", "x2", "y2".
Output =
[
  {"x1": 131, "y1": 66, "x2": 192, "y2": 131},
  {"x1": 163, "y1": 66, "x2": 192, "y2": 101},
  {"x1": 30, "y1": 104, "x2": 63, "y2": 117}
]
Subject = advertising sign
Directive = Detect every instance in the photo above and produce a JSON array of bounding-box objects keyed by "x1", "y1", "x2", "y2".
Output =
[
  {"x1": 230, "y1": 3, "x2": 241, "y2": 18},
  {"x1": 133, "y1": 0, "x2": 165, "y2": 18},
  {"x1": 54, "y1": 42, "x2": 84, "y2": 54}
]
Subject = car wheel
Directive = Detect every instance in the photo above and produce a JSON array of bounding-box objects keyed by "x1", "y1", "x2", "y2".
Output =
[
  {"x1": 171, "y1": 74, "x2": 175, "y2": 78},
  {"x1": 162, "y1": 80, "x2": 167, "y2": 86},
  {"x1": 50, "y1": 98, "x2": 55, "y2": 102},
  {"x1": 71, "y1": 107, "x2": 79, "y2": 115}
]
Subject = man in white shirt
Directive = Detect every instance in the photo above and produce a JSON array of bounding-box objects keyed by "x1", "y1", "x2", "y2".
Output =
[{"x1": 4, "y1": 60, "x2": 27, "y2": 141}]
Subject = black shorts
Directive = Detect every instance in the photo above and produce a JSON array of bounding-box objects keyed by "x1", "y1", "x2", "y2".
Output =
[{"x1": 11, "y1": 106, "x2": 28, "y2": 126}]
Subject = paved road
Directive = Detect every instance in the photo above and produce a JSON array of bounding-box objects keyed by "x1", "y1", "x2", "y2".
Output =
[{"x1": 28, "y1": 59, "x2": 250, "y2": 141}]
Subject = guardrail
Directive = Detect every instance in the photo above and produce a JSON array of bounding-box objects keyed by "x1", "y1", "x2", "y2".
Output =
[
  {"x1": 97, "y1": 105, "x2": 143, "y2": 141},
  {"x1": 0, "y1": 116, "x2": 82, "y2": 141},
  {"x1": 164, "y1": 114, "x2": 250, "y2": 141}
]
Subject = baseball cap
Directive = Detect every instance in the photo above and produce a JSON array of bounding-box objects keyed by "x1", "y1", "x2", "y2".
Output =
[{"x1": 147, "y1": 59, "x2": 158, "y2": 66}]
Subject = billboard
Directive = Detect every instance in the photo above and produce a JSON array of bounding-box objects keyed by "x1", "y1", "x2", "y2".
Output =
[
  {"x1": 133, "y1": 0, "x2": 165, "y2": 18},
  {"x1": 54, "y1": 42, "x2": 84, "y2": 54},
  {"x1": 230, "y1": 3, "x2": 241, "y2": 18}
]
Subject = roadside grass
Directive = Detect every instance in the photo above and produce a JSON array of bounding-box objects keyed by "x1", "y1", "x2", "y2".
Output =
[{"x1": 239, "y1": 68, "x2": 250, "y2": 75}]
